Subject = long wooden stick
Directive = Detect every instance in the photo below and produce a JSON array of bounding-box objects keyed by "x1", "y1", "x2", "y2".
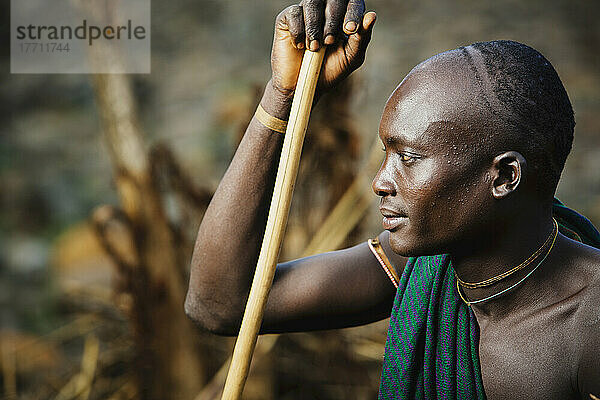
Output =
[{"x1": 221, "y1": 48, "x2": 326, "y2": 400}]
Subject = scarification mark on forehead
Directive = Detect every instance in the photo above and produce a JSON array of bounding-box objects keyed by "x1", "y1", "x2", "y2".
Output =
[
  {"x1": 460, "y1": 46, "x2": 506, "y2": 123},
  {"x1": 460, "y1": 47, "x2": 491, "y2": 114}
]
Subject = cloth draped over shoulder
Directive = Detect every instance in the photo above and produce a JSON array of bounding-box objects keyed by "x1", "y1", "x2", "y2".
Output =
[{"x1": 378, "y1": 198, "x2": 600, "y2": 399}]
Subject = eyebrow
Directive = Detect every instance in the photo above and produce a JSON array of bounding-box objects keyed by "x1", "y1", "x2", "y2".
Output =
[
  {"x1": 379, "y1": 129, "x2": 416, "y2": 146},
  {"x1": 380, "y1": 120, "x2": 464, "y2": 150},
  {"x1": 381, "y1": 135, "x2": 429, "y2": 156},
  {"x1": 383, "y1": 135, "x2": 407, "y2": 147}
]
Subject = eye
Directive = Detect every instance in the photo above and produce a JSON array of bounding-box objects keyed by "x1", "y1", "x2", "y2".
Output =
[
  {"x1": 397, "y1": 152, "x2": 422, "y2": 164},
  {"x1": 402, "y1": 152, "x2": 422, "y2": 163}
]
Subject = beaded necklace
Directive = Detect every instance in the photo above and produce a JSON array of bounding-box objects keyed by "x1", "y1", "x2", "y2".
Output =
[
  {"x1": 456, "y1": 218, "x2": 558, "y2": 306},
  {"x1": 456, "y1": 218, "x2": 558, "y2": 289}
]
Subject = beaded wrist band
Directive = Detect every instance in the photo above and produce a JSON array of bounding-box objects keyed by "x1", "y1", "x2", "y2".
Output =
[{"x1": 254, "y1": 104, "x2": 288, "y2": 134}]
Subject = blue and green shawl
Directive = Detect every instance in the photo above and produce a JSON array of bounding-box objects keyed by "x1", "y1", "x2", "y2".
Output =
[{"x1": 378, "y1": 199, "x2": 600, "y2": 399}]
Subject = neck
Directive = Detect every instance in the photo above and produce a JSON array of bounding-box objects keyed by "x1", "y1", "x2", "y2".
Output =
[{"x1": 451, "y1": 204, "x2": 555, "y2": 318}]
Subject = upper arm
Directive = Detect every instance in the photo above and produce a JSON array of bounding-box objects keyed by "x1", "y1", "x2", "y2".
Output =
[{"x1": 261, "y1": 231, "x2": 408, "y2": 333}]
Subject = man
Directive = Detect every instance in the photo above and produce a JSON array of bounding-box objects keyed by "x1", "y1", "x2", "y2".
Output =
[{"x1": 184, "y1": 1, "x2": 600, "y2": 398}]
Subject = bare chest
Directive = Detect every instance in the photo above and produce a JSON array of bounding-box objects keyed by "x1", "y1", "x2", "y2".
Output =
[{"x1": 478, "y1": 318, "x2": 578, "y2": 400}]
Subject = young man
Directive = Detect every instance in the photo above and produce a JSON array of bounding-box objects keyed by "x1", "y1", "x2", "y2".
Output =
[{"x1": 185, "y1": 1, "x2": 600, "y2": 398}]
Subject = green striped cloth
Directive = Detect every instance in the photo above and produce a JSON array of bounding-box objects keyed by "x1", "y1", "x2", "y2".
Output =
[{"x1": 379, "y1": 199, "x2": 600, "y2": 399}]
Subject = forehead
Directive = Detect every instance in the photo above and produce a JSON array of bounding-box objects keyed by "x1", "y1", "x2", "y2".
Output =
[{"x1": 379, "y1": 52, "x2": 485, "y2": 148}]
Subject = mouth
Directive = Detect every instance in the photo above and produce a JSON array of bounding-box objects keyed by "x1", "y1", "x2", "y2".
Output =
[{"x1": 379, "y1": 207, "x2": 408, "y2": 231}]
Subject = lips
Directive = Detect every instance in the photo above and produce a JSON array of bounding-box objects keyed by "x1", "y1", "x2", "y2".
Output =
[{"x1": 380, "y1": 207, "x2": 408, "y2": 231}]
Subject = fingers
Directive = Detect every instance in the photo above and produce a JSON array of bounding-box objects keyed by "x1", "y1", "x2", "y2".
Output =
[
  {"x1": 349, "y1": 11, "x2": 376, "y2": 43},
  {"x1": 361, "y1": 10, "x2": 377, "y2": 35},
  {"x1": 343, "y1": 0, "x2": 366, "y2": 34},
  {"x1": 294, "y1": 0, "x2": 366, "y2": 51},
  {"x1": 345, "y1": 11, "x2": 376, "y2": 64},
  {"x1": 283, "y1": 5, "x2": 306, "y2": 49},
  {"x1": 302, "y1": 0, "x2": 325, "y2": 51},
  {"x1": 323, "y1": 0, "x2": 347, "y2": 45}
]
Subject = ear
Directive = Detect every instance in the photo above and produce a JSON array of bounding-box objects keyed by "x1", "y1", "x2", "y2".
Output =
[{"x1": 490, "y1": 151, "x2": 527, "y2": 199}]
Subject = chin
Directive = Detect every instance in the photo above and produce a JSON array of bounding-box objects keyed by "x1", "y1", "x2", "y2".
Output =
[
  {"x1": 388, "y1": 231, "x2": 442, "y2": 258},
  {"x1": 388, "y1": 233, "x2": 420, "y2": 257}
]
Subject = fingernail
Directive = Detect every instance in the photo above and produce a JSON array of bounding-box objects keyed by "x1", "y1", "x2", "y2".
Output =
[
  {"x1": 345, "y1": 21, "x2": 357, "y2": 33},
  {"x1": 324, "y1": 34, "x2": 335, "y2": 45},
  {"x1": 309, "y1": 40, "x2": 320, "y2": 51},
  {"x1": 297, "y1": 41, "x2": 304, "y2": 49}
]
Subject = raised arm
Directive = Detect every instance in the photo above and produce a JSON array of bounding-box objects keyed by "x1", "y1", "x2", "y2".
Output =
[{"x1": 185, "y1": 1, "x2": 407, "y2": 335}]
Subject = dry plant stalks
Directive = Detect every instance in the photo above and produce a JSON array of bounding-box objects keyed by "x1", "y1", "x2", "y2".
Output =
[
  {"x1": 1, "y1": 315, "x2": 108, "y2": 400},
  {"x1": 195, "y1": 336, "x2": 278, "y2": 400},
  {"x1": 303, "y1": 138, "x2": 383, "y2": 256},
  {"x1": 105, "y1": 381, "x2": 138, "y2": 400},
  {"x1": 77, "y1": 1, "x2": 208, "y2": 396},
  {"x1": 149, "y1": 144, "x2": 213, "y2": 212},
  {"x1": 1, "y1": 338, "x2": 17, "y2": 400},
  {"x1": 54, "y1": 335, "x2": 99, "y2": 400},
  {"x1": 90, "y1": 71, "x2": 207, "y2": 398},
  {"x1": 148, "y1": 143, "x2": 214, "y2": 282}
]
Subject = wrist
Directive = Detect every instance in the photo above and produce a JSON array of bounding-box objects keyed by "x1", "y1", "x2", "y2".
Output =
[{"x1": 261, "y1": 79, "x2": 294, "y2": 120}]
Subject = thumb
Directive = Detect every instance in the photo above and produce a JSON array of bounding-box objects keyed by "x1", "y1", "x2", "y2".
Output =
[{"x1": 345, "y1": 11, "x2": 376, "y2": 60}]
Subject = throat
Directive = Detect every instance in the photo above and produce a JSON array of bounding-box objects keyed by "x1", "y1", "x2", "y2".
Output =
[{"x1": 452, "y1": 217, "x2": 558, "y2": 317}]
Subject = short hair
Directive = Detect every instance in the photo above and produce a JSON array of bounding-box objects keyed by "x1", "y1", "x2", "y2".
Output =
[{"x1": 464, "y1": 40, "x2": 575, "y2": 194}]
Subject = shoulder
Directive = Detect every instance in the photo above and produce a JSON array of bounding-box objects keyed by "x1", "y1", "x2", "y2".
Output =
[
  {"x1": 563, "y1": 237, "x2": 600, "y2": 321},
  {"x1": 570, "y1": 239, "x2": 600, "y2": 300},
  {"x1": 566, "y1": 239, "x2": 600, "y2": 396},
  {"x1": 545, "y1": 236, "x2": 600, "y2": 350},
  {"x1": 572, "y1": 241, "x2": 600, "y2": 328},
  {"x1": 559, "y1": 233, "x2": 600, "y2": 288},
  {"x1": 574, "y1": 252, "x2": 600, "y2": 337}
]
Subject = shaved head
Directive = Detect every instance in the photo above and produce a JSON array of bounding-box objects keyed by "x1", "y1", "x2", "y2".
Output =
[{"x1": 390, "y1": 40, "x2": 574, "y2": 197}]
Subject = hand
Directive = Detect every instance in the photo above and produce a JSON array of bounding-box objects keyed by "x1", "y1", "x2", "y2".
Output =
[{"x1": 270, "y1": 0, "x2": 376, "y2": 98}]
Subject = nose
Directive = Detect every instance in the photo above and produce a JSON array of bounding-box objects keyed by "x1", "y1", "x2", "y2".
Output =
[{"x1": 372, "y1": 159, "x2": 396, "y2": 197}]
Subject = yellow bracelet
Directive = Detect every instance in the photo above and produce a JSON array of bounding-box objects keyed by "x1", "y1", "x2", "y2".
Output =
[{"x1": 254, "y1": 104, "x2": 287, "y2": 134}]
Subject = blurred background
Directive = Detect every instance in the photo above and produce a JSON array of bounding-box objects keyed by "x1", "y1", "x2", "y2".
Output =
[{"x1": 1, "y1": 0, "x2": 599, "y2": 399}]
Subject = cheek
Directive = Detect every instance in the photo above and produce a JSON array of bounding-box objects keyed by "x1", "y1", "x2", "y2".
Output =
[
  {"x1": 389, "y1": 158, "x2": 489, "y2": 254},
  {"x1": 428, "y1": 172, "x2": 488, "y2": 236},
  {"x1": 409, "y1": 187, "x2": 455, "y2": 238},
  {"x1": 405, "y1": 166, "x2": 477, "y2": 231},
  {"x1": 401, "y1": 167, "x2": 450, "y2": 218}
]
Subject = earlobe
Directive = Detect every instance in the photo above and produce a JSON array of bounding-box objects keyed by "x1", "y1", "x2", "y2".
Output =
[{"x1": 491, "y1": 151, "x2": 527, "y2": 199}]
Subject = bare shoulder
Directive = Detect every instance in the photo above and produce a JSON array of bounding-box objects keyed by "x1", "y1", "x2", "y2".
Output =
[
  {"x1": 561, "y1": 238, "x2": 600, "y2": 322},
  {"x1": 573, "y1": 241, "x2": 600, "y2": 345},
  {"x1": 565, "y1": 238, "x2": 600, "y2": 397},
  {"x1": 547, "y1": 236, "x2": 600, "y2": 341},
  {"x1": 568, "y1": 238, "x2": 600, "y2": 304}
]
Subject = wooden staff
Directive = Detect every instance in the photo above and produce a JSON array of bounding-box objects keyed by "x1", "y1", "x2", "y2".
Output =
[{"x1": 221, "y1": 47, "x2": 326, "y2": 400}]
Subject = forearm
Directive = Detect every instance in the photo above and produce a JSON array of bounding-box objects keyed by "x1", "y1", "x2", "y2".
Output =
[{"x1": 185, "y1": 80, "x2": 293, "y2": 332}]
